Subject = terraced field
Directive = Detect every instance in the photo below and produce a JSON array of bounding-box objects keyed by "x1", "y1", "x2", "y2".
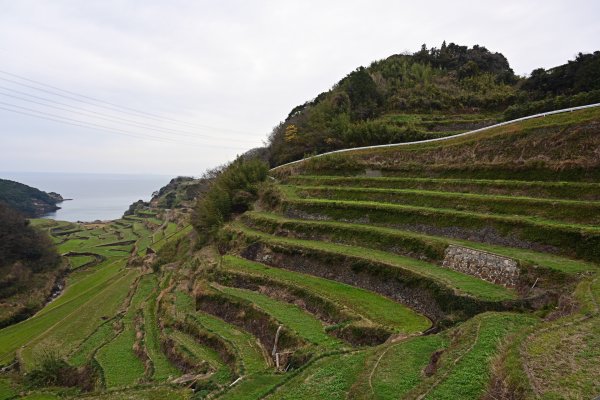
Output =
[
  {"x1": 1, "y1": 107, "x2": 599, "y2": 399},
  {"x1": 0, "y1": 210, "x2": 194, "y2": 398}
]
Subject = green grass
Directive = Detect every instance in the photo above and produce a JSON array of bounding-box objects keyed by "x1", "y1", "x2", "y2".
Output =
[
  {"x1": 68, "y1": 319, "x2": 116, "y2": 366},
  {"x1": 522, "y1": 275, "x2": 600, "y2": 398},
  {"x1": 422, "y1": 313, "x2": 536, "y2": 399},
  {"x1": 287, "y1": 175, "x2": 600, "y2": 201},
  {"x1": 95, "y1": 274, "x2": 157, "y2": 388},
  {"x1": 267, "y1": 351, "x2": 368, "y2": 399},
  {"x1": 244, "y1": 211, "x2": 597, "y2": 274},
  {"x1": 18, "y1": 268, "x2": 139, "y2": 370},
  {"x1": 231, "y1": 223, "x2": 517, "y2": 302},
  {"x1": 221, "y1": 373, "x2": 285, "y2": 400},
  {"x1": 223, "y1": 256, "x2": 429, "y2": 333},
  {"x1": 0, "y1": 378, "x2": 17, "y2": 400},
  {"x1": 81, "y1": 387, "x2": 191, "y2": 400},
  {"x1": 143, "y1": 287, "x2": 180, "y2": 382},
  {"x1": 289, "y1": 185, "x2": 600, "y2": 225},
  {"x1": 192, "y1": 312, "x2": 268, "y2": 375},
  {"x1": 19, "y1": 394, "x2": 61, "y2": 400},
  {"x1": 170, "y1": 330, "x2": 231, "y2": 384},
  {"x1": 172, "y1": 291, "x2": 269, "y2": 375},
  {"x1": 350, "y1": 335, "x2": 448, "y2": 399},
  {"x1": 281, "y1": 107, "x2": 600, "y2": 182},
  {"x1": 0, "y1": 260, "x2": 128, "y2": 365},
  {"x1": 217, "y1": 285, "x2": 344, "y2": 350},
  {"x1": 281, "y1": 197, "x2": 600, "y2": 263},
  {"x1": 67, "y1": 255, "x2": 96, "y2": 269}
]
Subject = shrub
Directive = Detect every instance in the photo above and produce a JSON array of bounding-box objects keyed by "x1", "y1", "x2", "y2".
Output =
[{"x1": 192, "y1": 157, "x2": 268, "y2": 243}]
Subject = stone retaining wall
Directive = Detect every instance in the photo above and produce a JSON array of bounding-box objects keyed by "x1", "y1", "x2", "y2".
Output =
[{"x1": 442, "y1": 245, "x2": 519, "y2": 287}]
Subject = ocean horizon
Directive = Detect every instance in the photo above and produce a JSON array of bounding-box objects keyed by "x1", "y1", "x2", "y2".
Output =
[{"x1": 0, "y1": 171, "x2": 173, "y2": 222}]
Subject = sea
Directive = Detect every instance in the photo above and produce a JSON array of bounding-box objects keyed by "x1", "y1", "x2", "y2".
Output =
[{"x1": 1, "y1": 171, "x2": 172, "y2": 222}]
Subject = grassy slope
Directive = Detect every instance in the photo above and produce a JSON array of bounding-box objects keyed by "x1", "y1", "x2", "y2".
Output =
[
  {"x1": 95, "y1": 274, "x2": 156, "y2": 388},
  {"x1": 521, "y1": 275, "x2": 600, "y2": 398},
  {"x1": 19, "y1": 267, "x2": 138, "y2": 370},
  {"x1": 232, "y1": 223, "x2": 516, "y2": 302},
  {"x1": 290, "y1": 185, "x2": 600, "y2": 225},
  {"x1": 285, "y1": 107, "x2": 600, "y2": 181},
  {"x1": 170, "y1": 330, "x2": 231, "y2": 384},
  {"x1": 244, "y1": 211, "x2": 596, "y2": 274},
  {"x1": 266, "y1": 351, "x2": 368, "y2": 400},
  {"x1": 223, "y1": 256, "x2": 430, "y2": 332},
  {"x1": 143, "y1": 286, "x2": 180, "y2": 382},
  {"x1": 287, "y1": 176, "x2": 600, "y2": 201},
  {"x1": 216, "y1": 285, "x2": 344, "y2": 350},
  {"x1": 174, "y1": 291, "x2": 269, "y2": 375},
  {"x1": 0, "y1": 260, "x2": 127, "y2": 365}
]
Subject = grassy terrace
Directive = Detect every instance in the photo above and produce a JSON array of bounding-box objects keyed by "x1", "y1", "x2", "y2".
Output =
[
  {"x1": 0, "y1": 259, "x2": 131, "y2": 366},
  {"x1": 95, "y1": 274, "x2": 157, "y2": 388},
  {"x1": 287, "y1": 176, "x2": 600, "y2": 201},
  {"x1": 519, "y1": 275, "x2": 600, "y2": 398},
  {"x1": 243, "y1": 212, "x2": 597, "y2": 274},
  {"x1": 174, "y1": 291, "x2": 269, "y2": 374},
  {"x1": 289, "y1": 185, "x2": 600, "y2": 225},
  {"x1": 230, "y1": 223, "x2": 517, "y2": 302},
  {"x1": 223, "y1": 256, "x2": 429, "y2": 333},
  {"x1": 266, "y1": 351, "x2": 369, "y2": 399},
  {"x1": 276, "y1": 107, "x2": 600, "y2": 182},
  {"x1": 169, "y1": 329, "x2": 231, "y2": 384},
  {"x1": 281, "y1": 197, "x2": 600, "y2": 263},
  {"x1": 347, "y1": 312, "x2": 537, "y2": 399},
  {"x1": 216, "y1": 285, "x2": 345, "y2": 350},
  {"x1": 19, "y1": 267, "x2": 139, "y2": 370},
  {"x1": 143, "y1": 286, "x2": 180, "y2": 382}
]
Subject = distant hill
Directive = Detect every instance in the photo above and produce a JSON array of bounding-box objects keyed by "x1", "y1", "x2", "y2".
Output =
[
  {"x1": 0, "y1": 178, "x2": 63, "y2": 217},
  {"x1": 266, "y1": 42, "x2": 600, "y2": 166}
]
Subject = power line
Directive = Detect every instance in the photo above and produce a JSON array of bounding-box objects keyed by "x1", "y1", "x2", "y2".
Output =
[
  {"x1": 0, "y1": 69, "x2": 259, "y2": 136},
  {"x1": 0, "y1": 88, "x2": 258, "y2": 143},
  {"x1": 0, "y1": 103, "x2": 250, "y2": 150}
]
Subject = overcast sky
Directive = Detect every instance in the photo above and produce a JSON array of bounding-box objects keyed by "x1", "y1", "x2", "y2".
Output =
[{"x1": 1, "y1": 0, "x2": 598, "y2": 176}]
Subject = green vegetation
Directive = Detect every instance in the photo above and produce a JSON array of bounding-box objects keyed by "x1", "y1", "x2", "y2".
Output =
[
  {"x1": 2, "y1": 46, "x2": 600, "y2": 399},
  {"x1": 267, "y1": 351, "x2": 368, "y2": 399},
  {"x1": 278, "y1": 107, "x2": 600, "y2": 183},
  {"x1": 290, "y1": 185, "x2": 600, "y2": 225},
  {"x1": 19, "y1": 266, "x2": 138, "y2": 370},
  {"x1": 0, "y1": 204, "x2": 61, "y2": 327},
  {"x1": 222, "y1": 256, "x2": 429, "y2": 332},
  {"x1": 519, "y1": 276, "x2": 600, "y2": 398},
  {"x1": 217, "y1": 285, "x2": 344, "y2": 349},
  {"x1": 355, "y1": 335, "x2": 447, "y2": 399},
  {"x1": 192, "y1": 157, "x2": 269, "y2": 243},
  {"x1": 0, "y1": 179, "x2": 62, "y2": 217},
  {"x1": 243, "y1": 211, "x2": 596, "y2": 274},
  {"x1": 267, "y1": 43, "x2": 600, "y2": 167},
  {"x1": 230, "y1": 223, "x2": 517, "y2": 302},
  {"x1": 143, "y1": 287, "x2": 180, "y2": 381},
  {"x1": 192, "y1": 312, "x2": 268, "y2": 375},
  {"x1": 281, "y1": 197, "x2": 600, "y2": 263},
  {"x1": 287, "y1": 175, "x2": 600, "y2": 200},
  {"x1": 95, "y1": 274, "x2": 156, "y2": 387}
]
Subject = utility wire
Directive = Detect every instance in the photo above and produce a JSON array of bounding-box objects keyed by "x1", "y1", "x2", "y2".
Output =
[
  {"x1": 0, "y1": 103, "x2": 249, "y2": 150},
  {"x1": 0, "y1": 69, "x2": 258, "y2": 135},
  {"x1": 0, "y1": 89, "x2": 258, "y2": 143},
  {"x1": 0, "y1": 84, "x2": 256, "y2": 141}
]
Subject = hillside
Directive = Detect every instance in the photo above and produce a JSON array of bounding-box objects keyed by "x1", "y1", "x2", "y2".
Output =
[
  {"x1": 266, "y1": 43, "x2": 600, "y2": 166},
  {"x1": 0, "y1": 179, "x2": 63, "y2": 217},
  {"x1": 0, "y1": 48, "x2": 599, "y2": 400},
  {"x1": 0, "y1": 107, "x2": 595, "y2": 400}
]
